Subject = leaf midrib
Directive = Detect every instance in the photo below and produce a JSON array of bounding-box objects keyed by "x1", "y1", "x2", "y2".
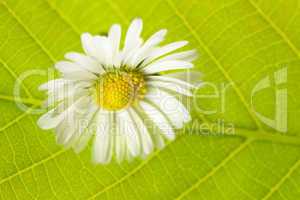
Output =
[{"x1": 0, "y1": 94, "x2": 42, "y2": 106}]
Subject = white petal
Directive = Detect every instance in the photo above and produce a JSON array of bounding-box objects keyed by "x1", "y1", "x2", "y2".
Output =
[
  {"x1": 81, "y1": 33, "x2": 94, "y2": 57},
  {"x1": 108, "y1": 24, "x2": 121, "y2": 56},
  {"x1": 128, "y1": 29, "x2": 167, "y2": 66},
  {"x1": 38, "y1": 105, "x2": 68, "y2": 130},
  {"x1": 115, "y1": 114, "x2": 126, "y2": 162},
  {"x1": 55, "y1": 116, "x2": 75, "y2": 146},
  {"x1": 55, "y1": 61, "x2": 97, "y2": 80},
  {"x1": 112, "y1": 52, "x2": 123, "y2": 67},
  {"x1": 93, "y1": 111, "x2": 112, "y2": 164},
  {"x1": 122, "y1": 40, "x2": 143, "y2": 66},
  {"x1": 65, "y1": 52, "x2": 103, "y2": 74},
  {"x1": 37, "y1": 96, "x2": 89, "y2": 130},
  {"x1": 73, "y1": 107, "x2": 100, "y2": 153},
  {"x1": 44, "y1": 86, "x2": 75, "y2": 107},
  {"x1": 117, "y1": 110, "x2": 141, "y2": 157},
  {"x1": 143, "y1": 60, "x2": 193, "y2": 74},
  {"x1": 61, "y1": 102, "x2": 98, "y2": 148},
  {"x1": 139, "y1": 101, "x2": 175, "y2": 140},
  {"x1": 143, "y1": 41, "x2": 188, "y2": 65},
  {"x1": 153, "y1": 132, "x2": 165, "y2": 149},
  {"x1": 147, "y1": 75, "x2": 196, "y2": 89},
  {"x1": 148, "y1": 80, "x2": 192, "y2": 96},
  {"x1": 124, "y1": 18, "x2": 143, "y2": 53},
  {"x1": 45, "y1": 80, "x2": 90, "y2": 96},
  {"x1": 93, "y1": 36, "x2": 113, "y2": 66},
  {"x1": 39, "y1": 79, "x2": 72, "y2": 91},
  {"x1": 144, "y1": 29, "x2": 167, "y2": 48},
  {"x1": 45, "y1": 86, "x2": 89, "y2": 110},
  {"x1": 55, "y1": 61, "x2": 83, "y2": 73},
  {"x1": 81, "y1": 33, "x2": 113, "y2": 66},
  {"x1": 157, "y1": 49, "x2": 198, "y2": 62},
  {"x1": 63, "y1": 71, "x2": 97, "y2": 81},
  {"x1": 165, "y1": 71, "x2": 203, "y2": 88},
  {"x1": 146, "y1": 88, "x2": 191, "y2": 129},
  {"x1": 128, "y1": 108, "x2": 153, "y2": 155}
]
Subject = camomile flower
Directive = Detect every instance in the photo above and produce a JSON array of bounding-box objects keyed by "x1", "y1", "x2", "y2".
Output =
[{"x1": 38, "y1": 18, "x2": 199, "y2": 164}]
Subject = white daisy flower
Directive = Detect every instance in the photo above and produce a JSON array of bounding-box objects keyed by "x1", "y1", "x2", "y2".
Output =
[{"x1": 38, "y1": 18, "x2": 199, "y2": 164}]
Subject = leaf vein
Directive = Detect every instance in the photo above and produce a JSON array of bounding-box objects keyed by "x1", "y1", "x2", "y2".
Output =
[
  {"x1": 175, "y1": 139, "x2": 252, "y2": 199},
  {"x1": 262, "y1": 158, "x2": 300, "y2": 200},
  {"x1": 1, "y1": 0, "x2": 57, "y2": 62},
  {"x1": 0, "y1": 149, "x2": 66, "y2": 186},
  {"x1": 248, "y1": 0, "x2": 300, "y2": 59}
]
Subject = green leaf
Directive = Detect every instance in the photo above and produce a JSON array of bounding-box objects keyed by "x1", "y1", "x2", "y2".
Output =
[{"x1": 0, "y1": 0, "x2": 300, "y2": 199}]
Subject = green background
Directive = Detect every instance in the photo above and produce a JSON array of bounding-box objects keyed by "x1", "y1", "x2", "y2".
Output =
[{"x1": 0, "y1": 0, "x2": 300, "y2": 199}]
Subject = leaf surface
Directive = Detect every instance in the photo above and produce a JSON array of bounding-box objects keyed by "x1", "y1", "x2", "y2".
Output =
[{"x1": 0, "y1": 0, "x2": 300, "y2": 199}]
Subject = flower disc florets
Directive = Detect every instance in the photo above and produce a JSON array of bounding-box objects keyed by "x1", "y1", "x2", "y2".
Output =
[{"x1": 95, "y1": 68, "x2": 147, "y2": 111}]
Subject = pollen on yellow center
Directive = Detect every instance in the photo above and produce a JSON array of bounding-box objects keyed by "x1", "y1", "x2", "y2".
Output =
[{"x1": 95, "y1": 69, "x2": 147, "y2": 111}]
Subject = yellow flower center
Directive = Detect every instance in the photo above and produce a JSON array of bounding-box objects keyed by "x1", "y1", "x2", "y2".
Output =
[{"x1": 95, "y1": 69, "x2": 147, "y2": 111}]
